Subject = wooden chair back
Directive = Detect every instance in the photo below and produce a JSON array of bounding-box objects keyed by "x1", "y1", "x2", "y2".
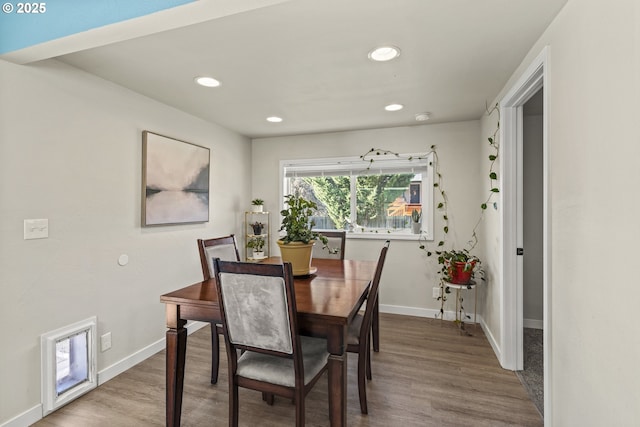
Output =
[
  {"x1": 197, "y1": 235, "x2": 240, "y2": 280},
  {"x1": 312, "y1": 230, "x2": 346, "y2": 260}
]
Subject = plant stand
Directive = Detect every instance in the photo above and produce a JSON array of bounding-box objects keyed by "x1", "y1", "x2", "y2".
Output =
[
  {"x1": 245, "y1": 211, "x2": 270, "y2": 261},
  {"x1": 441, "y1": 279, "x2": 479, "y2": 334}
]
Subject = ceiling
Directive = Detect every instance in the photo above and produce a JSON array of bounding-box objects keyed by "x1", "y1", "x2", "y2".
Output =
[{"x1": 47, "y1": 0, "x2": 566, "y2": 139}]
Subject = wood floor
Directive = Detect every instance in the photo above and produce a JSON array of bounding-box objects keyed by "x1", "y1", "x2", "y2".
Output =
[{"x1": 33, "y1": 314, "x2": 542, "y2": 427}]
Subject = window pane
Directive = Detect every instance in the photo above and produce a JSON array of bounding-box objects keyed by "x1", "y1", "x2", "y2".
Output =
[
  {"x1": 286, "y1": 176, "x2": 350, "y2": 229},
  {"x1": 356, "y1": 173, "x2": 420, "y2": 230}
]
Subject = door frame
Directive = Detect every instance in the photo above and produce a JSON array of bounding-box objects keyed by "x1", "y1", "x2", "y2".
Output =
[{"x1": 499, "y1": 46, "x2": 551, "y2": 421}]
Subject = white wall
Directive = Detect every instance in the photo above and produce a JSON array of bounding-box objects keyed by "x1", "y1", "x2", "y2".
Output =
[
  {"x1": 481, "y1": 0, "x2": 640, "y2": 424},
  {"x1": 0, "y1": 59, "x2": 251, "y2": 424},
  {"x1": 251, "y1": 121, "x2": 483, "y2": 315}
]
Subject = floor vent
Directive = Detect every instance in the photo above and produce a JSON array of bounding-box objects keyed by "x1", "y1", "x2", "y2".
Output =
[{"x1": 41, "y1": 316, "x2": 97, "y2": 416}]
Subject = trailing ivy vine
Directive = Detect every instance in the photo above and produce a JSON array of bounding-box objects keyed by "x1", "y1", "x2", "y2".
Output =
[
  {"x1": 468, "y1": 102, "x2": 501, "y2": 251},
  {"x1": 360, "y1": 105, "x2": 500, "y2": 327}
]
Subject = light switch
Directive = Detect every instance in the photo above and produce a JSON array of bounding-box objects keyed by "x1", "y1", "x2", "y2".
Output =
[{"x1": 24, "y1": 219, "x2": 49, "y2": 240}]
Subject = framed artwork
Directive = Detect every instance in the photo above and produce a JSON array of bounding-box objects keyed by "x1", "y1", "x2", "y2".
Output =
[{"x1": 142, "y1": 131, "x2": 210, "y2": 226}]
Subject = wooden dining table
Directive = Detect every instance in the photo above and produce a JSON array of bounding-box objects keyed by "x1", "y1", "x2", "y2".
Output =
[{"x1": 160, "y1": 257, "x2": 378, "y2": 427}]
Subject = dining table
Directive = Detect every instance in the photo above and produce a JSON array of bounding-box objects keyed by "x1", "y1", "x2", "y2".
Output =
[{"x1": 160, "y1": 256, "x2": 378, "y2": 427}]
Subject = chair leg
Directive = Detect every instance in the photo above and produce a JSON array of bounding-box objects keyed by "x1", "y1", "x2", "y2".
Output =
[
  {"x1": 210, "y1": 323, "x2": 220, "y2": 384},
  {"x1": 295, "y1": 390, "x2": 305, "y2": 426},
  {"x1": 358, "y1": 348, "x2": 368, "y2": 414},
  {"x1": 366, "y1": 341, "x2": 372, "y2": 381},
  {"x1": 229, "y1": 379, "x2": 239, "y2": 427},
  {"x1": 262, "y1": 392, "x2": 275, "y2": 405},
  {"x1": 372, "y1": 300, "x2": 380, "y2": 352}
]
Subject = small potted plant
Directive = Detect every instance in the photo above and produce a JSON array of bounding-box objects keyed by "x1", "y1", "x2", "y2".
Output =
[
  {"x1": 411, "y1": 209, "x2": 421, "y2": 234},
  {"x1": 251, "y1": 221, "x2": 264, "y2": 235},
  {"x1": 247, "y1": 236, "x2": 266, "y2": 259},
  {"x1": 278, "y1": 193, "x2": 332, "y2": 275},
  {"x1": 438, "y1": 249, "x2": 481, "y2": 285},
  {"x1": 251, "y1": 198, "x2": 264, "y2": 212}
]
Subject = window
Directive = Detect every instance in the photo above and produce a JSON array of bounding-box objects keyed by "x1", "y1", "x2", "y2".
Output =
[{"x1": 281, "y1": 152, "x2": 434, "y2": 239}]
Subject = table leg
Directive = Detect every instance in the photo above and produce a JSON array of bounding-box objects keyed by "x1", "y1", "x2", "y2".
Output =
[
  {"x1": 372, "y1": 297, "x2": 380, "y2": 352},
  {"x1": 326, "y1": 324, "x2": 347, "y2": 427},
  {"x1": 165, "y1": 304, "x2": 187, "y2": 427}
]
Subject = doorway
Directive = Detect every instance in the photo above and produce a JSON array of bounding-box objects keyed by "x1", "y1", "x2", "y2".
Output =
[
  {"x1": 516, "y1": 88, "x2": 544, "y2": 416},
  {"x1": 499, "y1": 46, "x2": 550, "y2": 424}
]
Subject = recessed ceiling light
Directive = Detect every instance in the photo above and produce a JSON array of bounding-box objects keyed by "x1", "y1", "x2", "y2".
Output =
[
  {"x1": 384, "y1": 104, "x2": 404, "y2": 112},
  {"x1": 194, "y1": 76, "x2": 221, "y2": 87},
  {"x1": 415, "y1": 112, "x2": 431, "y2": 121},
  {"x1": 368, "y1": 46, "x2": 401, "y2": 62},
  {"x1": 266, "y1": 116, "x2": 283, "y2": 123}
]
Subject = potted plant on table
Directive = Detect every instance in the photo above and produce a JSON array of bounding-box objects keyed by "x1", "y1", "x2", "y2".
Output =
[{"x1": 278, "y1": 193, "x2": 332, "y2": 276}]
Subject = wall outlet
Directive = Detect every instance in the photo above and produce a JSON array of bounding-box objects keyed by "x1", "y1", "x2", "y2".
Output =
[
  {"x1": 432, "y1": 287, "x2": 441, "y2": 299},
  {"x1": 101, "y1": 332, "x2": 112, "y2": 352}
]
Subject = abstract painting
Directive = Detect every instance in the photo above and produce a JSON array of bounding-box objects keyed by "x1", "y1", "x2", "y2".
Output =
[{"x1": 142, "y1": 131, "x2": 210, "y2": 226}]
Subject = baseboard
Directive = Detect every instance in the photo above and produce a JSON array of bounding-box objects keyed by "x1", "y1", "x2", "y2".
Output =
[
  {"x1": 380, "y1": 303, "x2": 479, "y2": 322},
  {"x1": 98, "y1": 320, "x2": 208, "y2": 385},
  {"x1": 1, "y1": 321, "x2": 209, "y2": 427},
  {"x1": 480, "y1": 316, "x2": 502, "y2": 366},
  {"x1": 524, "y1": 318, "x2": 543, "y2": 329},
  {"x1": 0, "y1": 405, "x2": 42, "y2": 427},
  {"x1": 379, "y1": 303, "x2": 440, "y2": 318}
]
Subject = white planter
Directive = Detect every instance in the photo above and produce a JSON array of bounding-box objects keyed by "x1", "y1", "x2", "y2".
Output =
[
  {"x1": 251, "y1": 205, "x2": 264, "y2": 212},
  {"x1": 411, "y1": 222, "x2": 421, "y2": 234},
  {"x1": 252, "y1": 251, "x2": 265, "y2": 259}
]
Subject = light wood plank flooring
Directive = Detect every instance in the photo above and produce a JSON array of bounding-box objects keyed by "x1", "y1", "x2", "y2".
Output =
[{"x1": 33, "y1": 314, "x2": 542, "y2": 426}]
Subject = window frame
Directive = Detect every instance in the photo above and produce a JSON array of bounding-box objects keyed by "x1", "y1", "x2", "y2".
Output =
[{"x1": 279, "y1": 152, "x2": 434, "y2": 241}]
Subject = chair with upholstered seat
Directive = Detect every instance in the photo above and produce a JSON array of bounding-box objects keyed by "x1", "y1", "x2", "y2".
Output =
[
  {"x1": 197, "y1": 235, "x2": 240, "y2": 384},
  {"x1": 347, "y1": 240, "x2": 389, "y2": 414},
  {"x1": 213, "y1": 259, "x2": 329, "y2": 427},
  {"x1": 311, "y1": 230, "x2": 346, "y2": 260}
]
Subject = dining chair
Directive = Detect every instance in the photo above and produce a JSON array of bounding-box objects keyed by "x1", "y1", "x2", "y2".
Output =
[
  {"x1": 311, "y1": 230, "x2": 346, "y2": 260},
  {"x1": 347, "y1": 239, "x2": 390, "y2": 414},
  {"x1": 197, "y1": 235, "x2": 240, "y2": 384},
  {"x1": 213, "y1": 259, "x2": 329, "y2": 427}
]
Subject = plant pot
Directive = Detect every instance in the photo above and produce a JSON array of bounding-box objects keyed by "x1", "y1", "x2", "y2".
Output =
[
  {"x1": 411, "y1": 222, "x2": 421, "y2": 234},
  {"x1": 252, "y1": 250, "x2": 265, "y2": 259},
  {"x1": 446, "y1": 260, "x2": 476, "y2": 285},
  {"x1": 251, "y1": 205, "x2": 264, "y2": 213},
  {"x1": 251, "y1": 224, "x2": 263, "y2": 235},
  {"x1": 277, "y1": 240, "x2": 315, "y2": 276}
]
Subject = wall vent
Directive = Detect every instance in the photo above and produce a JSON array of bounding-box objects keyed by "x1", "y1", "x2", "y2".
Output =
[{"x1": 41, "y1": 316, "x2": 97, "y2": 416}]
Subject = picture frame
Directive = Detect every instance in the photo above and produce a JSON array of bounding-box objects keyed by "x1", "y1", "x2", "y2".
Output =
[{"x1": 142, "y1": 131, "x2": 210, "y2": 226}]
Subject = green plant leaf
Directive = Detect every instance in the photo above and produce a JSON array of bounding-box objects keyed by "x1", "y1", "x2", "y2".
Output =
[
  {"x1": 481, "y1": 203, "x2": 487, "y2": 210},
  {"x1": 488, "y1": 137, "x2": 493, "y2": 143},
  {"x1": 443, "y1": 226, "x2": 449, "y2": 233},
  {"x1": 491, "y1": 188, "x2": 500, "y2": 193},
  {"x1": 489, "y1": 155, "x2": 497, "y2": 161},
  {"x1": 433, "y1": 183, "x2": 439, "y2": 188},
  {"x1": 489, "y1": 172, "x2": 497, "y2": 179},
  {"x1": 438, "y1": 241, "x2": 444, "y2": 246}
]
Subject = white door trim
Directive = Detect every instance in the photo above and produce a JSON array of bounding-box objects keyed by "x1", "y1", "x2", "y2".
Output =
[{"x1": 499, "y1": 46, "x2": 551, "y2": 423}]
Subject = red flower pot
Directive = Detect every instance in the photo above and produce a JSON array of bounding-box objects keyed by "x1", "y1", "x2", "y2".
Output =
[{"x1": 446, "y1": 261, "x2": 476, "y2": 284}]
